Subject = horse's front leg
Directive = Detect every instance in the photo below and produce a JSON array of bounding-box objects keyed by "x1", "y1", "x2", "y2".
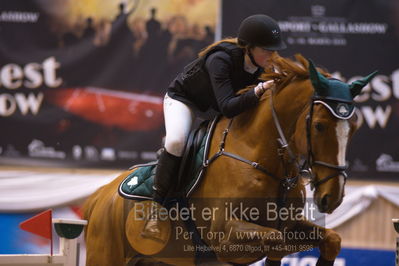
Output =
[
  {"x1": 287, "y1": 219, "x2": 341, "y2": 266},
  {"x1": 208, "y1": 219, "x2": 284, "y2": 265}
]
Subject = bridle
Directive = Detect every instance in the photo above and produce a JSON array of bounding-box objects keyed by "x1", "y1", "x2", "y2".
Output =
[
  {"x1": 300, "y1": 95, "x2": 351, "y2": 190},
  {"x1": 268, "y1": 88, "x2": 350, "y2": 191}
]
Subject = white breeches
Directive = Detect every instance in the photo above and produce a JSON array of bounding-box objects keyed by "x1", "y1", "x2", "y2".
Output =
[{"x1": 163, "y1": 94, "x2": 195, "y2": 157}]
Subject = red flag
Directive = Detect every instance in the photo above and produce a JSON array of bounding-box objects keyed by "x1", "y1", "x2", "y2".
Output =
[{"x1": 20, "y1": 209, "x2": 52, "y2": 240}]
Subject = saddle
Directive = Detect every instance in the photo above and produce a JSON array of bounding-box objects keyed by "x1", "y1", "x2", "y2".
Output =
[{"x1": 118, "y1": 116, "x2": 219, "y2": 201}]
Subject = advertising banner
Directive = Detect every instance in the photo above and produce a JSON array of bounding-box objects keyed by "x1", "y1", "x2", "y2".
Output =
[
  {"x1": 0, "y1": 0, "x2": 218, "y2": 168},
  {"x1": 279, "y1": 247, "x2": 395, "y2": 266},
  {"x1": 222, "y1": 0, "x2": 399, "y2": 179}
]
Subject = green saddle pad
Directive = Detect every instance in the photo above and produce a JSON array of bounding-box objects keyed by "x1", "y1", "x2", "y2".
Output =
[
  {"x1": 118, "y1": 162, "x2": 158, "y2": 200},
  {"x1": 118, "y1": 118, "x2": 216, "y2": 201}
]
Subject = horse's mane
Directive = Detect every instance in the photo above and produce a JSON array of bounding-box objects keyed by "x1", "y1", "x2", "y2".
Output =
[
  {"x1": 239, "y1": 54, "x2": 331, "y2": 95},
  {"x1": 265, "y1": 54, "x2": 309, "y2": 90}
]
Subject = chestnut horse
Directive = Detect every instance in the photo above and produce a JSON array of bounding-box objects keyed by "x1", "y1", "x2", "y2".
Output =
[{"x1": 83, "y1": 55, "x2": 376, "y2": 266}]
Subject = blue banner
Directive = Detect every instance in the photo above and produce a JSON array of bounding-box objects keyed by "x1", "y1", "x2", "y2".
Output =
[{"x1": 281, "y1": 247, "x2": 395, "y2": 266}]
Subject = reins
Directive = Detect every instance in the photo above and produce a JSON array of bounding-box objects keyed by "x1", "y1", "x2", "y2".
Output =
[
  {"x1": 203, "y1": 86, "x2": 349, "y2": 192},
  {"x1": 203, "y1": 119, "x2": 280, "y2": 182},
  {"x1": 203, "y1": 87, "x2": 299, "y2": 191}
]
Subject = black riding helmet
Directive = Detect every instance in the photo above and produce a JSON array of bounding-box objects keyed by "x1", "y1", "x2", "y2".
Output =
[{"x1": 238, "y1": 14, "x2": 286, "y2": 51}]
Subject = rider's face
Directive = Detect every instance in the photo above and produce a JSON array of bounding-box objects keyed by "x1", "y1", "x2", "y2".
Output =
[{"x1": 249, "y1": 47, "x2": 275, "y2": 68}]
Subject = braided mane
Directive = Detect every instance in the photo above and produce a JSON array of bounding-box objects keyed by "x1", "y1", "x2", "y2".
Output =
[{"x1": 262, "y1": 54, "x2": 331, "y2": 93}]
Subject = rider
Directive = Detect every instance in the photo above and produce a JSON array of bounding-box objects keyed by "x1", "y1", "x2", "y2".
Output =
[{"x1": 142, "y1": 14, "x2": 287, "y2": 240}]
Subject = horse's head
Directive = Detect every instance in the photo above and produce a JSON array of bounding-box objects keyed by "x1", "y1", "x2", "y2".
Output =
[{"x1": 293, "y1": 60, "x2": 377, "y2": 213}]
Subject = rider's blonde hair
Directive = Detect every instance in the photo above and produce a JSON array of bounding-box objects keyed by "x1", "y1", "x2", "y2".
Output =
[
  {"x1": 198, "y1": 37, "x2": 281, "y2": 70},
  {"x1": 198, "y1": 38, "x2": 244, "y2": 57}
]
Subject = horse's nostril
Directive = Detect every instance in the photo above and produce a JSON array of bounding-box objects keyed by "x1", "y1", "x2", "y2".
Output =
[{"x1": 321, "y1": 194, "x2": 330, "y2": 210}]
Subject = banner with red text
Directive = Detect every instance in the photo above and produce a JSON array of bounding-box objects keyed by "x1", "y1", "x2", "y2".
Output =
[{"x1": 0, "y1": 0, "x2": 218, "y2": 168}]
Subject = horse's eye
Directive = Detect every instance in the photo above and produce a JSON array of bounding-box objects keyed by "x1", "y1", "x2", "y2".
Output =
[{"x1": 315, "y1": 122, "x2": 324, "y2": 131}]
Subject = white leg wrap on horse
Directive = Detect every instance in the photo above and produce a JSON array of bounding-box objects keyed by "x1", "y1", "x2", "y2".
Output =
[{"x1": 163, "y1": 94, "x2": 194, "y2": 157}]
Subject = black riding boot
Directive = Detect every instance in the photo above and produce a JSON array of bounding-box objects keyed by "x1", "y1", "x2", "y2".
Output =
[{"x1": 141, "y1": 149, "x2": 181, "y2": 241}]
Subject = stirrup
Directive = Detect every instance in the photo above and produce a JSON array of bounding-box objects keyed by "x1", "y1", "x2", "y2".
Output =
[
  {"x1": 126, "y1": 200, "x2": 171, "y2": 255},
  {"x1": 140, "y1": 202, "x2": 166, "y2": 244}
]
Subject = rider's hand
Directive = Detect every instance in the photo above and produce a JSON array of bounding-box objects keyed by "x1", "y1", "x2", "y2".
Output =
[{"x1": 254, "y1": 80, "x2": 274, "y2": 98}]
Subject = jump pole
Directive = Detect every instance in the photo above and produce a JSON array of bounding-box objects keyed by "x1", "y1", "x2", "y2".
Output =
[{"x1": 393, "y1": 218, "x2": 399, "y2": 266}]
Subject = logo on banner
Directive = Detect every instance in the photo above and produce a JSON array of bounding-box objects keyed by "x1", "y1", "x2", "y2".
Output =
[
  {"x1": 140, "y1": 151, "x2": 158, "y2": 161},
  {"x1": 4, "y1": 145, "x2": 20, "y2": 157},
  {"x1": 118, "y1": 150, "x2": 139, "y2": 160},
  {"x1": 351, "y1": 159, "x2": 369, "y2": 172},
  {"x1": 279, "y1": 5, "x2": 388, "y2": 47},
  {"x1": 101, "y1": 148, "x2": 116, "y2": 161},
  {"x1": 72, "y1": 145, "x2": 83, "y2": 160},
  {"x1": 0, "y1": 11, "x2": 40, "y2": 23},
  {"x1": 84, "y1": 146, "x2": 99, "y2": 161},
  {"x1": 282, "y1": 256, "x2": 345, "y2": 265},
  {"x1": 376, "y1": 154, "x2": 399, "y2": 172},
  {"x1": 28, "y1": 139, "x2": 66, "y2": 159},
  {"x1": 311, "y1": 5, "x2": 326, "y2": 17}
]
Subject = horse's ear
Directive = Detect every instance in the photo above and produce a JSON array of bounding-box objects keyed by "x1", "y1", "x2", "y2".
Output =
[
  {"x1": 308, "y1": 59, "x2": 329, "y2": 94},
  {"x1": 349, "y1": 71, "x2": 378, "y2": 98}
]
